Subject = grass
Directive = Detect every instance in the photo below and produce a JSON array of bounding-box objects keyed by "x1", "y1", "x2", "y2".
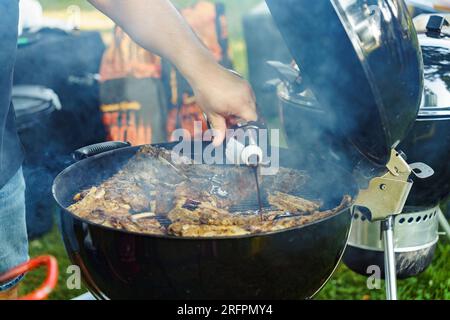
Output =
[
  {"x1": 317, "y1": 242, "x2": 450, "y2": 300},
  {"x1": 20, "y1": 1, "x2": 449, "y2": 300}
]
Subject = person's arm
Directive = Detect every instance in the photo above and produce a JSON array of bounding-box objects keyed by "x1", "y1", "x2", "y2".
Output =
[{"x1": 88, "y1": 0, "x2": 257, "y2": 145}]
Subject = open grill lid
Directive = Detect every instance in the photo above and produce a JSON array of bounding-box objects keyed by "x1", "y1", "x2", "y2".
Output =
[{"x1": 266, "y1": 0, "x2": 424, "y2": 166}]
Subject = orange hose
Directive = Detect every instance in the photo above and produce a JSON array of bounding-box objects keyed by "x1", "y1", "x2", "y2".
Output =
[{"x1": 0, "y1": 256, "x2": 58, "y2": 300}]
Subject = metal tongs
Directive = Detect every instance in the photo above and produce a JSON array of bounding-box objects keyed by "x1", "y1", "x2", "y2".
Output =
[{"x1": 225, "y1": 120, "x2": 268, "y2": 219}]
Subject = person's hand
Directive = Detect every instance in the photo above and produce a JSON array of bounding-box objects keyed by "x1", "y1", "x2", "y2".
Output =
[{"x1": 190, "y1": 65, "x2": 258, "y2": 146}]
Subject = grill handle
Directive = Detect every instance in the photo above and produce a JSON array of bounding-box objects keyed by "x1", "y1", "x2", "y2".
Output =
[{"x1": 73, "y1": 141, "x2": 131, "y2": 161}]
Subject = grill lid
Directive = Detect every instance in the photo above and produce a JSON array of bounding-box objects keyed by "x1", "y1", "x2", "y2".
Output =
[{"x1": 266, "y1": 0, "x2": 424, "y2": 166}]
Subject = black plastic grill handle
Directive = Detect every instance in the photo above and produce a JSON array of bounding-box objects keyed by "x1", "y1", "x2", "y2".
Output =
[{"x1": 73, "y1": 141, "x2": 131, "y2": 161}]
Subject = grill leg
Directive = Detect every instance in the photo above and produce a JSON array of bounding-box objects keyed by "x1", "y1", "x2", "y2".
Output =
[
  {"x1": 382, "y1": 216, "x2": 398, "y2": 300},
  {"x1": 438, "y1": 207, "x2": 450, "y2": 241}
]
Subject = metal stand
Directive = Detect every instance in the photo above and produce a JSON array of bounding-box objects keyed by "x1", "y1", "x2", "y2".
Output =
[
  {"x1": 352, "y1": 150, "x2": 434, "y2": 301},
  {"x1": 382, "y1": 216, "x2": 398, "y2": 300},
  {"x1": 437, "y1": 207, "x2": 450, "y2": 241}
]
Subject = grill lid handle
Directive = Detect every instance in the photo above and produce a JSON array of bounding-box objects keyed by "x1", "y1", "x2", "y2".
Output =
[{"x1": 73, "y1": 141, "x2": 131, "y2": 161}]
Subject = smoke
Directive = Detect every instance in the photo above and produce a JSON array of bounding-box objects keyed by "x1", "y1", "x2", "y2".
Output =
[{"x1": 244, "y1": 0, "x2": 364, "y2": 200}]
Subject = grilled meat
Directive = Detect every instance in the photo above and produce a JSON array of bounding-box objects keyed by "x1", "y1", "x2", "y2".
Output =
[
  {"x1": 68, "y1": 145, "x2": 352, "y2": 237},
  {"x1": 82, "y1": 208, "x2": 166, "y2": 235},
  {"x1": 169, "y1": 224, "x2": 251, "y2": 237},
  {"x1": 268, "y1": 191, "x2": 322, "y2": 214},
  {"x1": 168, "y1": 199, "x2": 271, "y2": 226},
  {"x1": 70, "y1": 187, "x2": 131, "y2": 218}
]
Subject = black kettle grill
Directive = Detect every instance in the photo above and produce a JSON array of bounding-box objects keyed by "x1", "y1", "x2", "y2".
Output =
[
  {"x1": 343, "y1": 17, "x2": 450, "y2": 281},
  {"x1": 53, "y1": 0, "x2": 427, "y2": 300}
]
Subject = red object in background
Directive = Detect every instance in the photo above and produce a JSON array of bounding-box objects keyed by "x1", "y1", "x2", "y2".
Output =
[
  {"x1": 101, "y1": 108, "x2": 153, "y2": 145},
  {"x1": 99, "y1": 26, "x2": 165, "y2": 146},
  {"x1": 166, "y1": 95, "x2": 208, "y2": 141},
  {"x1": 100, "y1": 26, "x2": 162, "y2": 82},
  {"x1": 0, "y1": 256, "x2": 58, "y2": 300}
]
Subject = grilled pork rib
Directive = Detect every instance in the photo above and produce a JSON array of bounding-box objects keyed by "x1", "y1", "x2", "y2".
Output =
[{"x1": 68, "y1": 145, "x2": 351, "y2": 237}]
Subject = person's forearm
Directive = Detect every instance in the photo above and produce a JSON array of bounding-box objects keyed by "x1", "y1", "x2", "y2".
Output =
[{"x1": 88, "y1": 0, "x2": 220, "y2": 85}]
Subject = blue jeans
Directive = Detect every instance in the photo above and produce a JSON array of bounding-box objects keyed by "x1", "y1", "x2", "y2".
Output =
[{"x1": 0, "y1": 167, "x2": 28, "y2": 291}]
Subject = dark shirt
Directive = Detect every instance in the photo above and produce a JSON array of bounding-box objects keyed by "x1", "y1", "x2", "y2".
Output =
[{"x1": 0, "y1": 0, "x2": 23, "y2": 188}]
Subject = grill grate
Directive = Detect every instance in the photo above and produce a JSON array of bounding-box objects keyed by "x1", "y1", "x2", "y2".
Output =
[{"x1": 131, "y1": 189, "x2": 320, "y2": 227}]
